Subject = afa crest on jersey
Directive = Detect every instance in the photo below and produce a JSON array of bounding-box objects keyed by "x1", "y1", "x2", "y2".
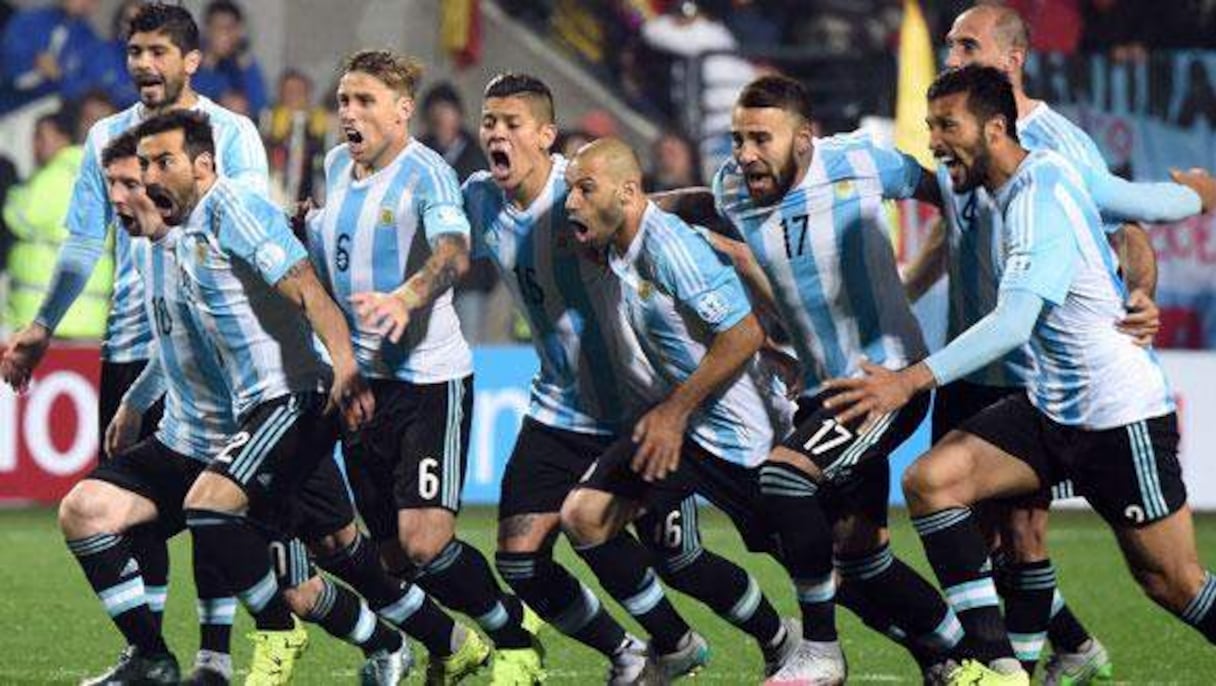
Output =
[
  {"x1": 834, "y1": 180, "x2": 855, "y2": 200},
  {"x1": 638, "y1": 280, "x2": 654, "y2": 300},
  {"x1": 379, "y1": 207, "x2": 395, "y2": 226}
]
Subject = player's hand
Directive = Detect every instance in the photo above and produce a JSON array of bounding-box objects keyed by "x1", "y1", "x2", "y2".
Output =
[
  {"x1": 1118, "y1": 288, "x2": 1160, "y2": 347},
  {"x1": 327, "y1": 362, "x2": 375, "y2": 430},
  {"x1": 288, "y1": 199, "x2": 315, "y2": 240},
  {"x1": 759, "y1": 340, "x2": 804, "y2": 400},
  {"x1": 630, "y1": 402, "x2": 687, "y2": 482},
  {"x1": 821, "y1": 361, "x2": 918, "y2": 429},
  {"x1": 1170, "y1": 167, "x2": 1216, "y2": 214},
  {"x1": 351, "y1": 291, "x2": 411, "y2": 343},
  {"x1": 0, "y1": 323, "x2": 52, "y2": 392},
  {"x1": 105, "y1": 402, "x2": 142, "y2": 458}
]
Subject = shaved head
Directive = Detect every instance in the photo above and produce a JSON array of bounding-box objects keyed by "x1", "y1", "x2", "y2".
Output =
[
  {"x1": 565, "y1": 137, "x2": 647, "y2": 251},
  {"x1": 945, "y1": 2, "x2": 1032, "y2": 83},
  {"x1": 572, "y1": 137, "x2": 643, "y2": 186},
  {"x1": 965, "y1": 2, "x2": 1030, "y2": 52}
]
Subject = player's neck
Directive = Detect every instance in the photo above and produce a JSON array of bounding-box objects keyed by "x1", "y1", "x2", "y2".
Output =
[
  {"x1": 356, "y1": 135, "x2": 410, "y2": 179},
  {"x1": 148, "y1": 88, "x2": 199, "y2": 117},
  {"x1": 1014, "y1": 89, "x2": 1040, "y2": 121},
  {"x1": 613, "y1": 199, "x2": 647, "y2": 254},
  {"x1": 510, "y1": 154, "x2": 553, "y2": 210},
  {"x1": 984, "y1": 144, "x2": 1029, "y2": 192}
]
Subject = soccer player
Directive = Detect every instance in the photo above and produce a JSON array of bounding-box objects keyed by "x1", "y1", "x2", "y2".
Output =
[
  {"x1": 555, "y1": 137, "x2": 853, "y2": 685},
  {"x1": 0, "y1": 1, "x2": 269, "y2": 648},
  {"x1": 901, "y1": 5, "x2": 1216, "y2": 679},
  {"x1": 458, "y1": 73, "x2": 795, "y2": 682},
  {"x1": 309, "y1": 51, "x2": 540, "y2": 684},
  {"x1": 826, "y1": 64, "x2": 1216, "y2": 686},
  {"x1": 704, "y1": 74, "x2": 964, "y2": 679}
]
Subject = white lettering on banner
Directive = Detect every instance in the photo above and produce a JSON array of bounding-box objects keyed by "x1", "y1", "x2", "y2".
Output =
[
  {"x1": 0, "y1": 386, "x2": 14, "y2": 473},
  {"x1": 22, "y1": 371, "x2": 98, "y2": 476},
  {"x1": 472, "y1": 388, "x2": 530, "y2": 484}
]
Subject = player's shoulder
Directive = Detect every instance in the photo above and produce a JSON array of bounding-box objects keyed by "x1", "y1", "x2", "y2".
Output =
[
  {"x1": 815, "y1": 130, "x2": 893, "y2": 178},
  {"x1": 405, "y1": 138, "x2": 454, "y2": 172},
  {"x1": 197, "y1": 96, "x2": 259, "y2": 135},
  {"x1": 643, "y1": 206, "x2": 713, "y2": 267},
  {"x1": 460, "y1": 170, "x2": 501, "y2": 212},
  {"x1": 1020, "y1": 103, "x2": 1103, "y2": 161},
  {"x1": 85, "y1": 105, "x2": 142, "y2": 149},
  {"x1": 323, "y1": 143, "x2": 352, "y2": 184},
  {"x1": 210, "y1": 177, "x2": 280, "y2": 224}
]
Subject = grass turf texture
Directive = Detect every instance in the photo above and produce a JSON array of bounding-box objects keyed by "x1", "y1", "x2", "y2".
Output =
[{"x1": 1, "y1": 506, "x2": 1214, "y2": 684}]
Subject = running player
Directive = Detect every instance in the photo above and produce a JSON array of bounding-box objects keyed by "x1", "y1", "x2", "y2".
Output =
[
  {"x1": 309, "y1": 51, "x2": 541, "y2": 684},
  {"x1": 827, "y1": 64, "x2": 1216, "y2": 686}
]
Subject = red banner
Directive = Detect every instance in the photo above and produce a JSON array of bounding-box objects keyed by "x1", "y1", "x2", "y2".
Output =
[{"x1": 0, "y1": 344, "x2": 101, "y2": 504}]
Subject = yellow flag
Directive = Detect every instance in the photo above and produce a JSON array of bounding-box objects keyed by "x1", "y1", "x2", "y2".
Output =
[{"x1": 894, "y1": 0, "x2": 936, "y2": 168}]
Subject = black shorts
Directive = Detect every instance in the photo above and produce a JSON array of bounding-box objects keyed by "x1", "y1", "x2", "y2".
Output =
[
  {"x1": 98, "y1": 360, "x2": 164, "y2": 461},
  {"x1": 208, "y1": 392, "x2": 340, "y2": 533},
  {"x1": 931, "y1": 380, "x2": 1021, "y2": 443},
  {"x1": 88, "y1": 437, "x2": 205, "y2": 536},
  {"x1": 342, "y1": 377, "x2": 473, "y2": 542},
  {"x1": 961, "y1": 394, "x2": 1186, "y2": 528},
  {"x1": 784, "y1": 389, "x2": 928, "y2": 484},
  {"x1": 293, "y1": 451, "x2": 356, "y2": 542},
  {"x1": 498, "y1": 417, "x2": 614, "y2": 519}
]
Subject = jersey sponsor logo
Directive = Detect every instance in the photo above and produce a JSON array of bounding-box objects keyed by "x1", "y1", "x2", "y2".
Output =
[
  {"x1": 255, "y1": 242, "x2": 288, "y2": 276},
  {"x1": 695, "y1": 291, "x2": 730, "y2": 325}
]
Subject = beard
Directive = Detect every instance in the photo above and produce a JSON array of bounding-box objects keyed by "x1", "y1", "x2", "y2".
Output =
[
  {"x1": 746, "y1": 152, "x2": 799, "y2": 206},
  {"x1": 954, "y1": 140, "x2": 992, "y2": 193}
]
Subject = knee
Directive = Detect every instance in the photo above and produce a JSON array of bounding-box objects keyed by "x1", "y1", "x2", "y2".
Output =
[
  {"x1": 397, "y1": 516, "x2": 454, "y2": 567},
  {"x1": 497, "y1": 513, "x2": 560, "y2": 553},
  {"x1": 282, "y1": 576, "x2": 325, "y2": 617},
  {"x1": 58, "y1": 483, "x2": 110, "y2": 536},
  {"x1": 902, "y1": 452, "x2": 967, "y2": 512},
  {"x1": 559, "y1": 492, "x2": 612, "y2": 547},
  {"x1": 308, "y1": 522, "x2": 359, "y2": 557},
  {"x1": 832, "y1": 515, "x2": 887, "y2": 559},
  {"x1": 1132, "y1": 563, "x2": 1206, "y2": 613}
]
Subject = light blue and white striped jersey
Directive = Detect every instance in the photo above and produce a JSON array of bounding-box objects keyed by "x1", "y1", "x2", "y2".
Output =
[
  {"x1": 129, "y1": 230, "x2": 238, "y2": 462},
  {"x1": 609, "y1": 203, "x2": 793, "y2": 465},
  {"x1": 464, "y1": 155, "x2": 658, "y2": 435},
  {"x1": 941, "y1": 103, "x2": 1116, "y2": 387},
  {"x1": 308, "y1": 140, "x2": 472, "y2": 383},
  {"x1": 70, "y1": 96, "x2": 267, "y2": 362},
  {"x1": 713, "y1": 131, "x2": 928, "y2": 392},
  {"x1": 175, "y1": 177, "x2": 327, "y2": 421},
  {"x1": 994, "y1": 150, "x2": 1173, "y2": 429}
]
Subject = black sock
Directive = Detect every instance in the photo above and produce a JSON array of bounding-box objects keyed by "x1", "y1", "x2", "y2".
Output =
[
  {"x1": 66, "y1": 533, "x2": 168, "y2": 655},
  {"x1": 836, "y1": 544, "x2": 960, "y2": 660},
  {"x1": 1003, "y1": 560, "x2": 1055, "y2": 673},
  {"x1": 185, "y1": 509, "x2": 293, "y2": 631},
  {"x1": 129, "y1": 525, "x2": 170, "y2": 630},
  {"x1": 316, "y1": 534, "x2": 457, "y2": 657},
  {"x1": 415, "y1": 538, "x2": 531, "y2": 649},
  {"x1": 1179, "y1": 571, "x2": 1216, "y2": 643},
  {"x1": 1047, "y1": 590, "x2": 1092, "y2": 653},
  {"x1": 497, "y1": 551, "x2": 625, "y2": 656},
  {"x1": 912, "y1": 507, "x2": 1012, "y2": 664},
  {"x1": 657, "y1": 546, "x2": 782, "y2": 652},
  {"x1": 305, "y1": 577, "x2": 402, "y2": 656},
  {"x1": 757, "y1": 462, "x2": 837, "y2": 642},
  {"x1": 196, "y1": 594, "x2": 236, "y2": 656},
  {"x1": 573, "y1": 533, "x2": 691, "y2": 654}
]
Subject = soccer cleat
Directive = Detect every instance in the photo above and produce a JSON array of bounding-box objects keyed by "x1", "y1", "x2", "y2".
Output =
[
  {"x1": 425, "y1": 627, "x2": 491, "y2": 685},
  {"x1": 1043, "y1": 639, "x2": 1113, "y2": 686},
  {"x1": 922, "y1": 659, "x2": 959, "y2": 686},
  {"x1": 654, "y1": 630, "x2": 710, "y2": 679},
  {"x1": 361, "y1": 633, "x2": 414, "y2": 685},
  {"x1": 763, "y1": 618, "x2": 802, "y2": 678},
  {"x1": 80, "y1": 646, "x2": 180, "y2": 686},
  {"x1": 763, "y1": 639, "x2": 847, "y2": 686},
  {"x1": 607, "y1": 635, "x2": 663, "y2": 686},
  {"x1": 183, "y1": 650, "x2": 233, "y2": 685},
  {"x1": 490, "y1": 646, "x2": 546, "y2": 685},
  {"x1": 945, "y1": 659, "x2": 1030, "y2": 686},
  {"x1": 244, "y1": 619, "x2": 309, "y2": 686},
  {"x1": 521, "y1": 603, "x2": 546, "y2": 637}
]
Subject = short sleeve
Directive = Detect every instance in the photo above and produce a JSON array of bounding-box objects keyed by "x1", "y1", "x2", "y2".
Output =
[
  {"x1": 868, "y1": 143, "x2": 923, "y2": 200},
  {"x1": 998, "y1": 180, "x2": 1075, "y2": 306},
  {"x1": 219, "y1": 115, "x2": 270, "y2": 194},
  {"x1": 214, "y1": 184, "x2": 309, "y2": 285},
  {"x1": 418, "y1": 161, "x2": 470, "y2": 245},
  {"x1": 653, "y1": 224, "x2": 752, "y2": 333},
  {"x1": 66, "y1": 130, "x2": 114, "y2": 240}
]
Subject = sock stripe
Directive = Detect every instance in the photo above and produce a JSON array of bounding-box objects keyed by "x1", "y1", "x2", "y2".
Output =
[
  {"x1": 912, "y1": 507, "x2": 971, "y2": 536},
  {"x1": 145, "y1": 585, "x2": 168, "y2": 613},
  {"x1": 379, "y1": 584, "x2": 426, "y2": 624},
  {"x1": 67, "y1": 533, "x2": 123, "y2": 556},
  {"x1": 727, "y1": 574, "x2": 762, "y2": 624},
  {"x1": 1182, "y1": 572, "x2": 1216, "y2": 624},
  {"x1": 1009, "y1": 631, "x2": 1047, "y2": 663},
  {"x1": 835, "y1": 545, "x2": 894, "y2": 581},
  {"x1": 99, "y1": 577, "x2": 147, "y2": 617},
  {"x1": 237, "y1": 570, "x2": 279, "y2": 613},
  {"x1": 198, "y1": 598, "x2": 238, "y2": 625},
  {"x1": 622, "y1": 569, "x2": 665, "y2": 617},
  {"x1": 423, "y1": 540, "x2": 463, "y2": 576},
  {"x1": 310, "y1": 579, "x2": 338, "y2": 619},
  {"x1": 794, "y1": 574, "x2": 835, "y2": 604},
  {"x1": 921, "y1": 607, "x2": 964, "y2": 650},
  {"x1": 349, "y1": 601, "x2": 378, "y2": 644},
  {"x1": 945, "y1": 578, "x2": 1000, "y2": 612},
  {"x1": 552, "y1": 583, "x2": 601, "y2": 634},
  {"x1": 495, "y1": 557, "x2": 537, "y2": 580},
  {"x1": 475, "y1": 601, "x2": 508, "y2": 631}
]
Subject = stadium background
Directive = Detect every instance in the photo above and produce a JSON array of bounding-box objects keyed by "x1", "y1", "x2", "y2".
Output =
[{"x1": 1, "y1": 0, "x2": 1215, "y2": 683}]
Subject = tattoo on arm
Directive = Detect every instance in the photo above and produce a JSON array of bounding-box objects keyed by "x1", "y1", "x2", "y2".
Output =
[{"x1": 399, "y1": 234, "x2": 470, "y2": 307}]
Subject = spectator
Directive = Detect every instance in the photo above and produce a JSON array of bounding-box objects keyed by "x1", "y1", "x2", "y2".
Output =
[
  {"x1": 3, "y1": 110, "x2": 111, "y2": 339},
  {"x1": 721, "y1": 0, "x2": 782, "y2": 46},
  {"x1": 556, "y1": 130, "x2": 594, "y2": 159},
  {"x1": 645, "y1": 131, "x2": 702, "y2": 192},
  {"x1": 1006, "y1": 0, "x2": 1083, "y2": 55},
  {"x1": 218, "y1": 88, "x2": 252, "y2": 117},
  {"x1": 193, "y1": 0, "x2": 268, "y2": 117},
  {"x1": 263, "y1": 69, "x2": 332, "y2": 204},
  {"x1": 71, "y1": 89, "x2": 117, "y2": 142},
  {"x1": 0, "y1": 0, "x2": 103, "y2": 114},
  {"x1": 0, "y1": 153, "x2": 17, "y2": 273},
  {"x1": 86, "y1": 0, "x2": 142, "y2": 108},
  {"x1": 1081, "y1": 0, "x2": 1149, "y2": 60},
  {"x1": 419, "y1": 82, "x2": 488, "y2": 182}
]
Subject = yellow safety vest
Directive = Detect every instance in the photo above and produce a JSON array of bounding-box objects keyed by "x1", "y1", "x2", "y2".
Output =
[{"x1": 3, "y1": 145, "x2": 114, "y2": 338}]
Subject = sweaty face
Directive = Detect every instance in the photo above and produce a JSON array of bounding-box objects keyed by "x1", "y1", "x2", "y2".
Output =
[
  {"x1": 564, "y1": 157, "x2": 624, "y2": 250},
  {"x1": 730, "y1": 106, "x2": 802, "y2": 206},
  {"x1": 104, "y1": 156, "x2": 149, "y2": 236},
  {"x1": 128, "y1": 31, "x2": 193, "y2": 109},
  {"x1": 944, "y1": 9, "x2": 1012, "y2": 73},
  {"x1": 139, "y1": 129, "x2": 202, "y2": 227},
  {"x1": 479, "y1": 96, "x2": 553, "y2": 191},
  {"x1": 927, "y1": 92, "x2": 991, "y2": 193},
  {"x1": 338, "y1": 71, "x2": 410, "y2": 169}
]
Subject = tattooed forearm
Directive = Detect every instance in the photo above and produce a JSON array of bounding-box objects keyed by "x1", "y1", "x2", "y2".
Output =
[{"x1": 395, "y1": 234, "x2": 470, "y2": 310}]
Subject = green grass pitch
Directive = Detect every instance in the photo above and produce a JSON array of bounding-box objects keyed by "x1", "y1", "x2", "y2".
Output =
[{"x1": 2, "y1": 506, "x2": 1214, "y2": 684}]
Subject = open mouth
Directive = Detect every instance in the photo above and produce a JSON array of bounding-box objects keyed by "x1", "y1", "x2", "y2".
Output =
[
  {"x1": 134, "y1": 74, "x2": 164, "y2": 92},
  {"x1": 344, "y1": 127, "x2": 364, "y2": 145},
  {"x1": 488, "y1": 145, "x2": 511, "y2": 179},
  {"x1": 569, "y1": 216, "x2": 590, "y2": 236},
  {"x1": 146, "y1": 186, "x2": 175, "y2": 218}
]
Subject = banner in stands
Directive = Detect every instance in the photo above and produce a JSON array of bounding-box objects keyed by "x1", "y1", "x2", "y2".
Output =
[{"x1": 4, "y1": 345, "x2": 1216, "y2": 511}]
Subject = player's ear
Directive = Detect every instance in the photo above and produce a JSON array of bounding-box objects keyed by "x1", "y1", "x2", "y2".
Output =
[
  {"x1": 538, "y1": 122, "x2": 558, "y2": 151},
  {"x1": 183, "y1": 48, "x2": 202, "y2": 77},
  {"x1": 985, "y1": 115, "x2": 1006, "y2": 146},
  {"x1": 794, "y1": 121, "x2": 813, "y2": 156},
  {"x1": 193, "y1": 150, "x2": 215, "y2": 179},
  {"x1": 397, "y1": 96, "x2": 415, "y2": 125}
]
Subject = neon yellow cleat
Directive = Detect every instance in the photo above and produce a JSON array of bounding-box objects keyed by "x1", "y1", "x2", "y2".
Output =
[
  {"x1": 425, "y1": 627, "x2": 491, "y2": 685},
  {"x1": 490, "y1": 646, "x2": 546, "y2": 685},
  {"x1": 244, "y1": 619, "x2": 309, "y2": 686},
  {"x1": 521, "y1": 604, "x2": 545, "y2": 637},
  {"x1": 1044, "y1": 639, "x2": 1114, "y2": 686},
  {"x1": 946, "y1": 659, "x2": 1030, "y2": 686}
]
